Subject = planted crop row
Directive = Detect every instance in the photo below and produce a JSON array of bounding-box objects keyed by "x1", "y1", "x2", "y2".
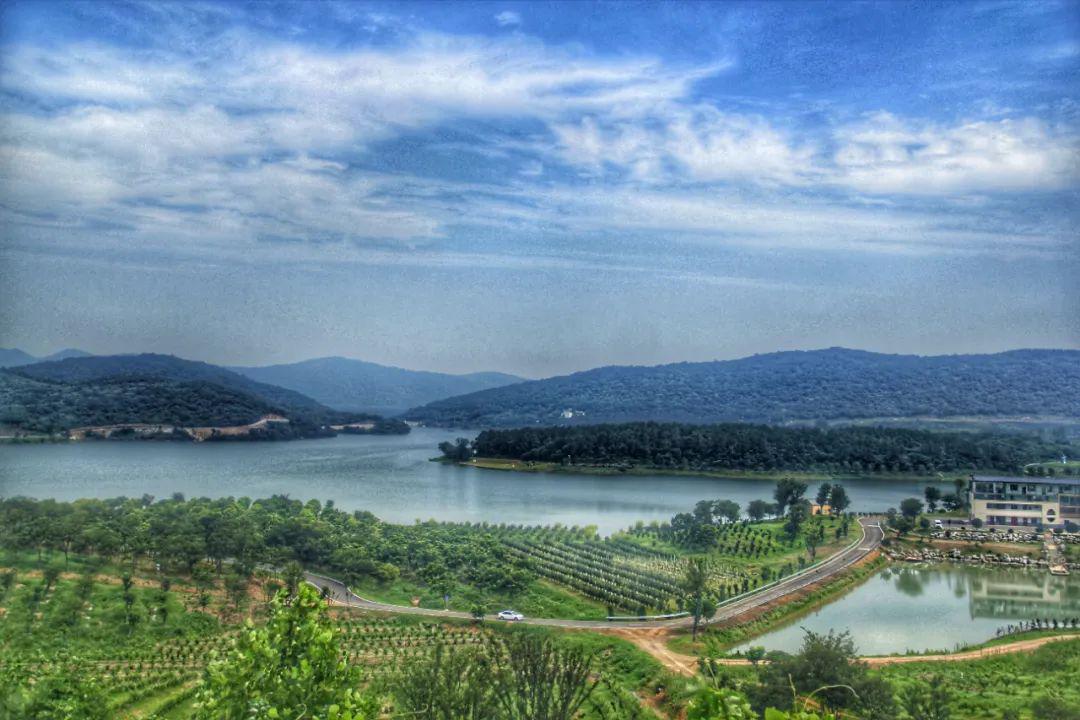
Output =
[{"x1": 502, "y1": 540, "x2": 679, "y2": 610}]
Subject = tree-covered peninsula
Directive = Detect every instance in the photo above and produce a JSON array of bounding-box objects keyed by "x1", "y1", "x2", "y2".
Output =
[{"x1": 451, "y1": 422, "x2": 1077, "y2": 476}]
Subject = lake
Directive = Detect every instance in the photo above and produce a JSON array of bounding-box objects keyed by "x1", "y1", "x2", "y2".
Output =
[
  {"x1": 733, "y1": 563, "x2": 1080, "y2": 656},
  {"x1": 0, "y1": 428, "x2": 955, "y2": 534}
]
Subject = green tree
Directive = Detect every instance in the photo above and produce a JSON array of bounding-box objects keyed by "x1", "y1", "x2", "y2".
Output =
[
  {"x1": 487, "y1": 633, "x2": 598, "y2": 720},
  {"x1": 714, "y1": 500, "x2": 741, "y2": 524},
  {"x1": 804, "y1": 520, "x2": 826, "y2": 560},
  {"x1": 900, "y1": 676, "x2": 951, "y2": 720},
  {"x1": 828, "y1": 485, "x2": 850, "y2": 514},
  {"x1": 194, "y1": 583, "x2": 375, "y2": 719},
  {"x1": 684, "y1": 556, "x2": 710, "y2": 641},
  {"x1": 3, "y1": 665, "x2": 110, "y2": 720},
  {"x1": 748, "y1": 500, "x2": 774, "y2": 522},
  {"x1": 752, "y1": 630, "x2": 896, "y2": 719},
  {"x1": 924, "y1": 487, "x2": 942, "y2": 513},
  {"x1": 815, "y1": 483, "x2": 833, "y2": 508},
  {"x1": 746, "y1": 646, "x2": 767, "y2": 666},
  {"x1": 774, "y1": 479, "x2": 809, "y2": 517},
  {"x1": 393, "y1": 644, "x2": 496, "y2": 719},
  {"x1": 900, "y1": 498, "x2": 924, "y2": 521},
  {"x1": 952, "y1": 477, "x2": 967, "y2": 508},
  {"x1": 784, "y1": 501, "x2": 810, "y2": 540}
]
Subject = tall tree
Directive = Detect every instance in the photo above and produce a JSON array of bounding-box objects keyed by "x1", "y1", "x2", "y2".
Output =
[
  {"x1": 684, "y1": 557, "x2": 710, "y2": 641},
  {"x1": 488, "y1": 634, "x2": 598, "y2": 720},
  {"x1": 194, "y1": 584, "x2": 375, "y2": 719},
  {"x1": 924, "y1": 486, "x2": 942, "y2": 512},
  {"x1": 713, "y1": 500, "x2": 740, "y2": 524},
  {"x1": 900, "y1": 498, "x2": 924, "y2": 521},
  {"x1": 815, "y1": 483, "x2": 833, "y2": 507},
  {"x1": 747, "y1": 499, "x2": 774, "y2": 522},
  {"x1": 774, "y1": 479, "x2": 808, "y2": 517},
  {"x1": 829, "y1": 485, "x2": 851, "y2": 514}
]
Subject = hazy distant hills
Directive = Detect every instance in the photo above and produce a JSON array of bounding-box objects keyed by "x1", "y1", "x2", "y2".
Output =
[
  {"x1": 405, "y1": 348, "x2": 1080, "y2": 428},
  {"x1": 12, "y1": 353, "x2": 329, "y2": 412},
  {"x1": 230, "y1": 357, "x2": 524, "y2": 415},
  {"x1": 0, "y1": 347, "x2": 92, "y2": 368},
  {"x1": 2, "y1": 353, "x2": 384, "y2": 434},
  {"x1": 0, "y1": 371, "x2": 286, "y2": 434}
]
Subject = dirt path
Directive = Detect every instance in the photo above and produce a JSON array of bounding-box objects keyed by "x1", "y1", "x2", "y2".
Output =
[
  {"x1": 861, "y1": 634, "x2": 1078, "y2": 666},
  {"x1": 631, "y1": 633, "x2": 1080, "y2": 676},
  {"x1": 617, "y1": 628, "x2": 699, "y2": 675}
]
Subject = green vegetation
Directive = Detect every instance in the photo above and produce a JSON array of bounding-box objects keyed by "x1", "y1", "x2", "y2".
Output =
[
  {"x1": 1024, "y1": 459, "x2": 1080, "y2": 477},
  {"x1": 195, "y1": 584, "x2": 376, "y2": 719},
  {"x1": 454, "y1": 455, "x2": 893, "y2": 482},
  {"x1": 1, "y1": 353, "x2": 400, "y2": 438},
  {"x1": 406, "y1": 347, "x2": 1080, "y2": 427},
  {"x1": 877, "y1": 637, "x2": 1080, "y2": 719},
  {"x1": 5, "y1": 487, "x2": 1077, "y2": 719},
  {"x1": 674, "y1": 554, "x2": 888, "y2": 655},
  {"x1": 455, "y1": 422, "x2": 1074, "y2": 476},
  {"x1": 0, "y1": 373, "x2": 283, "y2": 434},
  {"x1": 0, "y1": 556, "x2": 678, "y2": 720}
]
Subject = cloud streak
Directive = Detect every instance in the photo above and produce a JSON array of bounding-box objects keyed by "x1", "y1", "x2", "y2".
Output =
[{"x1": 1, "y1": 11, "x2": 1076, "y2": 273}]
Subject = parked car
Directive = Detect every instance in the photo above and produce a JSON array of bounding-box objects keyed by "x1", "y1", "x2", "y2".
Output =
[
  {"x1": 496, "y1": 609, "x2": 524, "y2": 621},
  {"x1": 933, "y1": 519, "x2": 944, "y2": 529}
]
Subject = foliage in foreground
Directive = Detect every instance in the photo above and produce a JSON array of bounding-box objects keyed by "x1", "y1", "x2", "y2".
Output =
[{"x1": 195, "y1": 583, "x2": 377, "y2": 719}]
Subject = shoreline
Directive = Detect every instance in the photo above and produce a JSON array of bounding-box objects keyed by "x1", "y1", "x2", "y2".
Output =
[{"x1": 443, "y1": 456, "x2": 969, "y2": 483}]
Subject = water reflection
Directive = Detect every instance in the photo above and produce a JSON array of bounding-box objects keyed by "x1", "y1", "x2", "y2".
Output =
[
  {"x1": 0, "y1": 428, "x2": 958, "y2": 535},
  {"x1": 734, "y1": 564, "x2": 1080, "y2": 655},
  {"x1": 893, "y1": 568, "x2": 925, "y2": 597}
]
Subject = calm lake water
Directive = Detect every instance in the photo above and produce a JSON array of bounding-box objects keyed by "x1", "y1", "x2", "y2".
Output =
[
  {"x1": 1, "y1": 428, "x2": 954, "y2": 534},
  {"x1": 733, "y1": 564, "x2": 1080, "y2": 656}
]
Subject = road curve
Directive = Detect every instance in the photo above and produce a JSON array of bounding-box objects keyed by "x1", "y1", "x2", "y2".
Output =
[{"x1": 306, "y1": 517, "x2": 883, "y2": 631}]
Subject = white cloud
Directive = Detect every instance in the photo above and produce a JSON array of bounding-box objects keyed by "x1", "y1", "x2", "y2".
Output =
[
  {"x1": 831, "y1": 112, "x2": 1079, "y2": 195},
  {"x1": 552, "y1": 107, "x2": 817, "y2": 185},
  {"x1": 0, "y1": 23, "x2": 1075, "y2": 270},
  {"x1": 494, "y1": 11, "x2": 522, "y2": 27}
]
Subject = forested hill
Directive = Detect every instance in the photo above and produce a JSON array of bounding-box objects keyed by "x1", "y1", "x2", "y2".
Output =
[
  {"x1": 407, "y1": 348, "x2": 1080, "y2": 428},
  {"x1": 468, "y1": 422, "x2": 1078, "y2": 475},
  {"x1": 0, "y1": 371, "x2": 282, "y2": 434},
  {"x1": 231, "y1": 356, "x2": 523, "y2": 415},
  {"x1": 12, "y1": 353, "x2": 328, "y2": 414},
  {"x1": 3, "y1": 354, "x2": 395, "y2": 433}
]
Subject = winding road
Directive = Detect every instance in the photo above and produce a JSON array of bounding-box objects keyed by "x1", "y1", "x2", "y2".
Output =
[{"x1": 305, "y1": 517, "x2": 884, "y2": 631}]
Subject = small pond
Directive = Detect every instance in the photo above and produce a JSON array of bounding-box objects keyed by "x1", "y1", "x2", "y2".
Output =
[{"x1": 732, "y1": 563, "x2": 1080, "y2": 656}]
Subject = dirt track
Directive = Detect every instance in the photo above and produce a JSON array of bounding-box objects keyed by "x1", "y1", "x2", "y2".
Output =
[{"x1": 626, "y1": 633, "x2": 1080, "y2": 676}]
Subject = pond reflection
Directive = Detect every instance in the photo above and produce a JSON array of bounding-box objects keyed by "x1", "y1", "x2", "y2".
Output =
[{"x1": 734, "y1": 564, "x2": 1080, "y2": 655}]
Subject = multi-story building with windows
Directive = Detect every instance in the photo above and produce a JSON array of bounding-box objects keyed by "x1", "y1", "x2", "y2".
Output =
[{"x1": 968, "y1": 475, "x2": 1080, "y2": 529}]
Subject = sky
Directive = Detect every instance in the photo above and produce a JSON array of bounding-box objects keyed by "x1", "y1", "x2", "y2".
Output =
[{"x1": 0, "y1": 0, "x2": 1077, "y2": 378}]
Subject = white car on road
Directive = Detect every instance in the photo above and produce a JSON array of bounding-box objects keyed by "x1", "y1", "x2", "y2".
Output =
[{"x1": 496, "y1": 609, "x2": 524, "y2": 621}]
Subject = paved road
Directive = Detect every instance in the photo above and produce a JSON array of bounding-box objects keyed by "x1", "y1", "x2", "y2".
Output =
[{"x1": 307, "y1": 517, "x2": 883, "y2": 630}]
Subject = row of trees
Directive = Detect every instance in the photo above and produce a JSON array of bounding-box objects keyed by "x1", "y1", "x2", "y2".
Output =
[
  {"x1": 0, "y1": 494, "x2": 534, "y2": 602},
  {"x1": 460, "y1": 422, "x2": 1072, "y2": 474},
  {"x1": 648, "y1": 480, "x2": 852, "y2": 550}
]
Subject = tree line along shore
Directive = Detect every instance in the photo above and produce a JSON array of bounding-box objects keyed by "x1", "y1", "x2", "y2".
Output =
[{"x1": 438, "y1": 421, "x2": 1078, "y2": 479}]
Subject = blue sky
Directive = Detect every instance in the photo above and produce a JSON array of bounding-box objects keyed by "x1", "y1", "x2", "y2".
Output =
[{"x1": 1, "y1": 0, "x2": 1077, "y2": 376}]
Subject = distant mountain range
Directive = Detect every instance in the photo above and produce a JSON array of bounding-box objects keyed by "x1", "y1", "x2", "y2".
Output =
[
  {"x1": 404, "y1": 348, "x2": 1080, "y2": 428},
  {"x1": 230, "y1": 357, "x2": 523, "y2": 415},
  {"x1": 0, "y1": 347, "x2": 523, "y2": 416},
  {"x1": 0, "y1": 348, "x2": 92, "y2": 368},
  {"x1": 1, "y1": 354, "x2": 386, "y2": 437}
]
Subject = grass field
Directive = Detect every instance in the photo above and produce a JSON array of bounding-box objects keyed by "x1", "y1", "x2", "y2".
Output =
[
  {"x1": 877, "y1": 637, "x2": 1080, "y2": 719},
  {"x1": 0, "y1": 554, "x2": 685, "y2": 719},
  {"x1": 346, "y1": 572, "x2": 610, "y2": 619}
]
